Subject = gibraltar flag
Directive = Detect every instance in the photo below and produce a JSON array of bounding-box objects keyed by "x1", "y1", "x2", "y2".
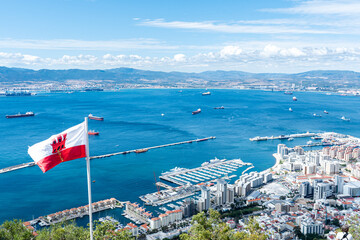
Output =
[{"x1": 28, "y1": 122, "x2": 87, "y2": 173}]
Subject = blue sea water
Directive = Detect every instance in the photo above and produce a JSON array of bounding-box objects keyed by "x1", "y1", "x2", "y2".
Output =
[{"x1": 0, "y1": 89, "x2": 360, "y2": 224}]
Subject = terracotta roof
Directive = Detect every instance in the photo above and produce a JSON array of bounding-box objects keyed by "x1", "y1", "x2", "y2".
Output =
[
  {"x1": 248, "y1": 198, "x2": 261, "y2": 202},
  {"x1": 127, "y1": 223, "x2": 137, "y2": 228}
]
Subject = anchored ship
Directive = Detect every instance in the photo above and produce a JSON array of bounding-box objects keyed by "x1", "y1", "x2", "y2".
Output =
[
  {"x1": 6, "y1": 112, "x2": 34, "y2": 118},
  {"x1": 341, "y1": 116, "x2": 350, "y2": 121},
  {"x1": 202, "y1": 91, "x2": 211, "y2": 96},
  {"x1": 88, "y1": 114, "x2": 104, "y2": 121},
  {"x1": 88, "y1": 130, "x2": 99, "y2": 135},
  {"x1": 192, "y1": 108, "x2": 201, "y2": 115}
]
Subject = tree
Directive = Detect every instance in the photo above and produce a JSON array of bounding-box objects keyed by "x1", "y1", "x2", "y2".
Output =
[
  {"x1": 180, "y1": 209, "x2": 268, "y2": 240},
  {"x1": 36, "y1": 221, "x2": 88, "y2": 240},
  {"x1": 0, "y1": 219, "x2": 34, "y2": 240},
  {"x1": 233, "y1": 217, "x2": 268, "y2": 240}
]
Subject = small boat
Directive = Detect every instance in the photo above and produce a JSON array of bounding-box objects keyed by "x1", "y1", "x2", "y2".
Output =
[
  {"x1": 214, "y1": 106, "x2": 224, "y2": 109},
  {"x1": 161, "y1": 113, "x2": 165, "y2": 116},
  {"x1": 88, "y1": 130, "x2": 99, "y2": 135},
  {"x1": 288, "y1": 137, "x2": 294, "y2": 141},
  {"x1": 284, "y1": 91, "x2": 293, "y2": 95},
  {"x1": 313, "y1": 113, "x2": 322, "y2": 117},
  {"x1": 293, "y1": 96, "x2": 297, "y2": 101},
  {"x1": 192, "y1": 108, "x2": 201, "y2": 115},
  {"x1": 289, "y1": 108, "x2": 293, "y2": 112},
  {"x1": 135, "y1": 148, "x2": 148, "y2": 153},
  {"x1": 6, "y1": 112, "x2": 34, "y2": 118},
  {"x1": 324, "y1": 110, "x2": 329, "y2": 114},
  {"x1": 341, "y1": 116, "x2": 350, "y2": 121},
  {"x1": 88, "y1": 114, "x2": 104, "y2": 121},
  {"x1": 202, "y1": 92, "x2": 211, "y2": 96},
  {"x1": 307, "y1": 140, "x2": 313, "y2": 145},
  {"x1": 311, "y1": 136, "x2": 322, "y2": 140},
  {"x1": 92, "y1": 180, "x2": 96, "y2": 183}
]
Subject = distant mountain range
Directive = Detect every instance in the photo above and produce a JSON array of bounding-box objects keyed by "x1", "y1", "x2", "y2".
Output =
[{"x1": 1, "y1": 66, "x2": 360, "y2": 88}]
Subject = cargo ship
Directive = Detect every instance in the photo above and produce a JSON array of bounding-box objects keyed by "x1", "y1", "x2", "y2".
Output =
[
  {"x1": 88, "y1": 114, "x2": 104, "y2": 121},
  {"x1": 88, "y1": 130, "x2": 99, "y2": 135},
  {"x1": 6, "y1": 112, "x2": 34, "y2": 118},
  {"x1": 192, "y1": 108, "x2": 201, "y2": 115},
  {"x1": 5, "y1": 92, "x2": 31, "y2": 96},
  {"x1": 84, "y1": 88, "x2": 104, "y2": 92}
]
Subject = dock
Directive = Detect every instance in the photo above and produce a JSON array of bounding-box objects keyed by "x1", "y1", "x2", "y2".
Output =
[
  {"x1": 159, "y1": 158, "x2": 244, "y2": 186},
  {"x1": 250, "y1": 132, "x2": 316, "y2": 141},
  {"x1": 0, "y1": 136, "x2": 216, "y2": 174}
]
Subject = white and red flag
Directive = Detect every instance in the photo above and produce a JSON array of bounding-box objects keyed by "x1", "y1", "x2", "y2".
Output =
[{"x1": 28, "y1": 122, "x2": 87, "y2": 173}]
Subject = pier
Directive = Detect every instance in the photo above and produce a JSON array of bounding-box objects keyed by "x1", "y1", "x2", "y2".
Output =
[
  {"x1": 249, "y1": 132, "x2": 316, "y2": 141},
  {"x1": 0, "y1": 136, "x2": 216, "y2": 174}
]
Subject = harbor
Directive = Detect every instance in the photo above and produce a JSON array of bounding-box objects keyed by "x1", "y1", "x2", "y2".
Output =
[{"x1": 0, "y1": 136, "x2": 216, "y2": 174}]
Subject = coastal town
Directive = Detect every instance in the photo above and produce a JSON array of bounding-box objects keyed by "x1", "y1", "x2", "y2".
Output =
[{"x1": 16, "y1": 131, "x2": 360, "y2": 239}]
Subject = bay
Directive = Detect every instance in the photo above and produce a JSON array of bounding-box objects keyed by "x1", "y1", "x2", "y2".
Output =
[{"x1": 0, "y1": 89, "x2": 359, "y2": 224}]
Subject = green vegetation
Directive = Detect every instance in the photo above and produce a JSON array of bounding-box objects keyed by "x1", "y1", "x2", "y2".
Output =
[
  {"x1": 180, "y1": 209, "x2": 268, "y2": 240},
  {"x1": 220, "y1": 206, "x2": 262, "y2": 218},
  {"x1": 0, "y1": 219, "x2": 133, "y2": 240}
]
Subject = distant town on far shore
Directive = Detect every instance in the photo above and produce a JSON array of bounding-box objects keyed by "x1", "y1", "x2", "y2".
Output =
[{"x1": 1, "y1": 67, "x2": 360, "y2": 95}]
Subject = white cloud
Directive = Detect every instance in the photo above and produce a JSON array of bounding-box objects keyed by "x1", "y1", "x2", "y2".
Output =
[
  {"x1": 1, "y1": 44, "x2": 360, "y2": 72},
  {"x1": 220, "y1": 46, "x2": 242, "y2": 58},
  {"x1": 266, "y1": 0, "x2": 360, "y2": 16},
  {"x1": 173, "y1": 54, "x2": 186, "y2": 62},
  {"x1": 138, "y1": 19, "x2": 336, "y2": 34},
  {"x1": 0, "y1": 38, "x2": 178, "y2": 51}
]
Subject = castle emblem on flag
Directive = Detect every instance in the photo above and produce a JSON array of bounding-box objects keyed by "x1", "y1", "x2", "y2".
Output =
[
  {"x1": 28, "y1": 122, "x2": 86, "y2": 172},
  {"x1": 51, "y1": 133, "x2": 67, "y2": 154}
]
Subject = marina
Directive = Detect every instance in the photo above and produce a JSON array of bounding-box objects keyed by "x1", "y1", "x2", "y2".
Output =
[{"x1": 159, "y1": 158, "x2": 247, "y2": 186}]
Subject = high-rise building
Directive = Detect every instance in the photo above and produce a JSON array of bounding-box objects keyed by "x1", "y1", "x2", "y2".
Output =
[
  {"x1": 301, "y1": 221, "x2": 324, "y2": 235},
  {"x1": 334, "y1": 175, "x2": 344, "y2": 194},
  {"x1": 227, "y1": 186, "x2": 234, "y2": 204},
  {"x1": 300, "y1": 181, "x2": 312, "y2": 198},
  {"x1": 217, "y1": 179, "x2": 228, "y2": 204},
  {"x1": 200, "y1": 186, "x2": 210, "y2": 210},
  {"x1": 314, "y1": 183, "x2": 333, "y2": 200}
]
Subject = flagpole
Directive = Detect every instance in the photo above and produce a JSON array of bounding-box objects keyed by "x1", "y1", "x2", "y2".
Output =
[{"x1": 85, "y1": 117, "x2": 94, "y2": 240}]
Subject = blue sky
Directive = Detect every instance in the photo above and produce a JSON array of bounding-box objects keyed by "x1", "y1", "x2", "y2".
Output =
[{"x1": 0, "y1": 0, "x2": 360, "y2": 72}]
